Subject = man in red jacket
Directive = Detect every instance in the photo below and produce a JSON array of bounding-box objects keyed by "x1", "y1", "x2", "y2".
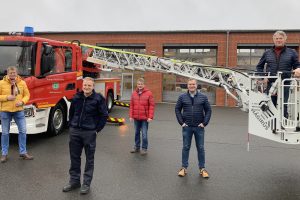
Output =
[{"x1": 129, "y1": 78, "x2": 155, "y2": 155}]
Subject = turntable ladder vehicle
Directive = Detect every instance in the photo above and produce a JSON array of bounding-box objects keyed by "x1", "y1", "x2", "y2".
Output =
[{"x1": 82, "y1": 43, "x2": 300, "y2": 144}]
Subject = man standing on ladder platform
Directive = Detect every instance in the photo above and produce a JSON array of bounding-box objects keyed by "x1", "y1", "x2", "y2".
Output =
[{"x1": 256, "y1": 30, "x2": 300, "y2": 118}]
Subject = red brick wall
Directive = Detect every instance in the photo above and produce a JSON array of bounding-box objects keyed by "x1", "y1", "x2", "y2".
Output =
[
  {"x1": 145, "y1": 44, "x2": 163, "y2": 102},
  {"x1": 143, "y1": 72, "x2": 162, "y2": 102},
  {"x1": 34, "y1": 31, "x2": 300, "y2": 106}
]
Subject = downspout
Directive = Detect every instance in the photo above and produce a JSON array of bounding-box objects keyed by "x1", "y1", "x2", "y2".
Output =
[
  {"x1": 225, "y1": 30, "x2": 230, "y2": 106},
  {"x1": 226, "y1": 30, "x2": 230, "y2": 67}
]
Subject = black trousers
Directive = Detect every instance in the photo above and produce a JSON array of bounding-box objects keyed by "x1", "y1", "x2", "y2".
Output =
[
  {"x1": 69, "y1": 127, "x2": 97, "y2": 186},
  {"x1": 267, "y1": 80, "x2": 290, "y2": 118}
]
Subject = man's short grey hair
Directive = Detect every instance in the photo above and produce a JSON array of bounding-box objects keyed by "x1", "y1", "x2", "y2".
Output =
[
  {"x1": 83, "y1": 77, "x2": 95, "y2": 85},
  {"x1": 273, "y1": 30, "x2": 287, "y2": 40}
]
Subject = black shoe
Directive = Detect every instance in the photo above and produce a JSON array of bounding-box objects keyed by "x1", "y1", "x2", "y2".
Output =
[
  {"x1": 62, "y1": 183, "x2": 81, "y2": 192},
  {"x1": 80, "y1": 184, "x2": 90, "y2": 195}
]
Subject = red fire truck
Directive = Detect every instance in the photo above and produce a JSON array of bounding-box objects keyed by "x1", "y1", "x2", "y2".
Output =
[{"x1": 0, "y1": 27, "x2": 120, "y2": 135}]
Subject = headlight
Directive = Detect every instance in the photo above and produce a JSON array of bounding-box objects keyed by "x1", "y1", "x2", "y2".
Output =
[{"x1": 24, "y1": 107, "x2": 35, "y2": 117}]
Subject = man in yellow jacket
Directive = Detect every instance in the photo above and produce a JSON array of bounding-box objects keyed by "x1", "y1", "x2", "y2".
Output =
[{"x1": 0, "y1": 66, "x2": 33, "y2": 163}]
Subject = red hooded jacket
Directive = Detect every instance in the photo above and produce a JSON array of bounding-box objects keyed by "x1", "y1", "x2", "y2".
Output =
[{"x1": 129, "y1": 87, "x2": 155, "y2": 120}]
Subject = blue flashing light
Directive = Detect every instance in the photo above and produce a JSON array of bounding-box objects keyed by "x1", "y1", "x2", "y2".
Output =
[{"x1": 24, "y1": 26, "x2": 34, "y2": 36}]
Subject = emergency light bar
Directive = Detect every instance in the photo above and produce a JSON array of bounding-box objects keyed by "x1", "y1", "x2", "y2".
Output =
[{"x1": 24, "y1": 26, "x2": 34, "y2": 36}]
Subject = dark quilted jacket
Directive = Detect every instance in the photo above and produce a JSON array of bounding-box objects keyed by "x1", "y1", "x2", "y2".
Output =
[
  {"x1": 69, "y1": 90, "x2": 108, "y2": 132},
  {"x1": 175, "y1": 91, "x2": 211, "y2": 127},
  {"x1": 129, "y1": 87, "x2": 155, "y2": 120},
  {"x1": 256, "y1": 46, "x2": 300, "y2": 79}
]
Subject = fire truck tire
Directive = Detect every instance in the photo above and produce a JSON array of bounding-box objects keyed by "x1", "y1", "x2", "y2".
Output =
[
  {"x1": 47, "y1": 103, "x2": 66, "y2": 136},
  {"x1": 106, "y1": 92, "x2": 114, "y2": 113}
]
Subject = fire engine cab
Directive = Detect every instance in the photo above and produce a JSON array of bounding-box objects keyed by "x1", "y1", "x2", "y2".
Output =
[{"x1": 0, "y1": 27, "x2": 120, "y2": 135}]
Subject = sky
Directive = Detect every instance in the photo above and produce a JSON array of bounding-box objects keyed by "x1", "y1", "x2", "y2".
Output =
[{"x1": 1, "y1": 0, "x2": 300, "y2": 32}]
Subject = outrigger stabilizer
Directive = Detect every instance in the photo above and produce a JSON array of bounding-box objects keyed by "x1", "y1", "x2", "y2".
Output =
[
  {"x1": 107, "y1": 116, "x2": 125, "y2": 125},
  {"x1": 106, "y1": 101, "x2": 129, "y2": 125},
  {"x1": 114, "y1": 100, "x2": 130, "y2": 108}
]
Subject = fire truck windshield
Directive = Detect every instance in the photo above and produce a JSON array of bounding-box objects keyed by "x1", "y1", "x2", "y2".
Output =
[{"x1": 0, "y1": 41, "x2": 36, "y2": 77}]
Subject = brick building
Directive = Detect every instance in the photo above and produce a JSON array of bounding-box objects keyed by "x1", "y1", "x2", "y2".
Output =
[{"x1": 35, "y1": 30, "x2": 300, "y2": 106}]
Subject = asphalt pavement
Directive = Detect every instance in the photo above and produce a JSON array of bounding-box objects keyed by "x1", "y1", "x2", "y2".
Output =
[{"x1": 1, "y1": 103, "x2": 300, "y2": 200}]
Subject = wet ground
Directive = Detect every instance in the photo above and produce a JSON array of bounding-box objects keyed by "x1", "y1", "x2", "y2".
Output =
[{"x1": 1, "y1": 103, "x2": 300, "y2": 200}]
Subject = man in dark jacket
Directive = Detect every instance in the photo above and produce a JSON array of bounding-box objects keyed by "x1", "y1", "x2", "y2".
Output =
[
  {"x1": 175, "y1": 78, "x2": 211, "y2": 178},
  {"x1": 256, "y1": 30, "x2": 300, "y2": 118},
  {"x1": 63, "y1": 77, "x2": 108, "y2": 195}
]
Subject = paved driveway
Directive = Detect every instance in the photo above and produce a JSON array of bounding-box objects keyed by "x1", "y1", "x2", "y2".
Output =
[{"x1": 1, "y1": 104, "x2": 300, "y2": 200}]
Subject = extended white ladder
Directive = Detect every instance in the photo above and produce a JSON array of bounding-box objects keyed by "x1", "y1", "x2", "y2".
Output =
[
  {"x1": 79, "y1": 43, "x2": 300, "y2": 144},
  {"x1": 80, "y1": 43, "x2": 251, "y2": 110}
]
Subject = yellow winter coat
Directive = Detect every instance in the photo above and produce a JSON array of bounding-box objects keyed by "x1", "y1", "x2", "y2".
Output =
[{"x1": 0, "y1": 75, "x2": 30, "y2": 112}]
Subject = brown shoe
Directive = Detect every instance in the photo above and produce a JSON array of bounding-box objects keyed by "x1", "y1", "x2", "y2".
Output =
[
  {"x1": 20, "y1": 153, "x2": 34, "y2": 160},
  {"x1": 178, "y1": 168, "x2": 187, "y2": 177},
  {"x1": 140, "y1": 149, "x2": 147, "y2": 155},
  {"x1": 200, "y1": 168, "x2": 209, "y2": 179},
  {"x1": 1, "y1": 155, "x2": 8, "y2": 163}
]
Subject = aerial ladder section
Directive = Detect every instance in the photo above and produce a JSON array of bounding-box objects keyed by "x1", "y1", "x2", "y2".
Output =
[{"x1": 82, "y1": 43, "x2": 300, "y2": 145}]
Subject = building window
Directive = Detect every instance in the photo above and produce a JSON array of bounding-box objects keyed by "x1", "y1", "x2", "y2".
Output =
[
  {"x1": 96, "y1": 44, "x2": 146, "y2": 99},
  {"x1": 96, "y1": 44, "x2": 146, "y2": 54},
  {"x1": 237, "y1": 48, "x2": 267, "y2": 71},
  {"x1": 237, "y1": 45, "x2": 299, "y2": 71},
  {"x1": 164, "y1": 48, "x2": 217, "y2": 64},
  {"x1": 163, "y1": 46, "x2": 217, "y2": 104},
  {"x1": 95, "y1": 44, "x2": 146, "y2": 80}
]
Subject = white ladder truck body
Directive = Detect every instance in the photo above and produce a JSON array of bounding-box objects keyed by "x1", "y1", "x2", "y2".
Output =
[{"x1": 82, "y1": 43, "x2": 300, "y2": 144}]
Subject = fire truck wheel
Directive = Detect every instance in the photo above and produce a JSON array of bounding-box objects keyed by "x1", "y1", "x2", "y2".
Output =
[
  {"x1": 106, "y1": 92, "x2": 114, "y2": 113},
  {"x1": 47, "y1": 103, "x2": 66, "y2": 136}
]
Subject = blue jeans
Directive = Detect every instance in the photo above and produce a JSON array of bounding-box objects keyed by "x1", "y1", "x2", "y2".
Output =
[
  {"x1": 182, "y1": 126, "x2": 205, "y2": 169},
  {"x1": 1, "y1": 111, "x2": 27, "y2": 155},
  {"x1": 134, "y1": 120, "x2": 149, "y2": 150}
]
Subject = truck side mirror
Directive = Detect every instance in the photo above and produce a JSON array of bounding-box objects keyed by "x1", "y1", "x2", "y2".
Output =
[{"x1": 43, "y1": 43, "x2": 53, "y2": 55}]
